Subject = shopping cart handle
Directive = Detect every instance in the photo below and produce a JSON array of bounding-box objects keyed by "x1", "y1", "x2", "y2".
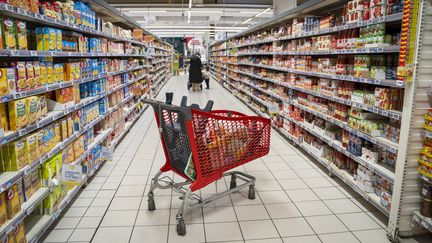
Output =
[{"x1": 180, "y1": 96, "x2": 214, "y2": 112}]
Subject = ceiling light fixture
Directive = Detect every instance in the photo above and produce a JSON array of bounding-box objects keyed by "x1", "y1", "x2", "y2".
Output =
[
  {"x1": 242, "y1": 18, "x2": 253, "y2": 24},
  {"x1": 255, "y1": 7, "x2": 272, "y2": 17},
  {"x1": 128, "y1": 10, "x2": 167, "y2": 13},
  {"x1": 188, "y1": 0, "x2": 192, "y2": 9}
]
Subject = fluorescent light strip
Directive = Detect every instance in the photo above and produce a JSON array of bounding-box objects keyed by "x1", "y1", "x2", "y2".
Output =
[
  {"x1": 242, "y1": 18, "x2": 253, "y2": 24},
  {"x1": 128, "y1": 10, "x2": 167, "y2": 13},
  {"x1": 145, "y1": 26, "x2": 247, "y2": 29},
  {"x1": 189, "y1": 0, "x2": 192, "y2": 9},
  {"x1": 255, "y1": 7, "x2": 272, "y2": 17}
]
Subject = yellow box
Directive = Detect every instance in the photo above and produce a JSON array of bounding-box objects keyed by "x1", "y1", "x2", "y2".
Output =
[
  {"x1": 13, "y1": 222, "x2": 26, "y2": 243},
  {"x1": 0, "y1": 103, "x2": 7, "y2": 133},
  {"x1": 0, "y1": 68, "x2": 15, "y2": 95},
  {"x1": 16, "y1": 20, "x2": 27, "y2": 51},
  {"x1": 0, "y1": 193, "x2": 7, "y2": 227},
  {"x1": 37, "y1": 130, "x2": 46, "y2": 155},
  {"x1": 60, "y1": 118, "x2": 67, "y2": 141},
  {"x1": 38, "y1": 96, "x2": 48, "y2": 117},
  {"x1": 26, "y1": 133, "x2": 39, "y2": 162},
  {"x1": 8, "y1": 99, "x2": 27, "y2": 131},
  {"x1": 15, "y1": 62, "x2": 26, "y2": 92},
  {"x1": 67, "y1": 116, "x2": 74, "y2": 137},
  {"x1": 39, "y1": 62, "x2": 47, "y2": 86},
  {"x1": 33, "y1": 61, "x2": 42, "y2": 88},
  {"x1": 8, "y1": 138, "x2": 29, "y2": 171},
  {"x1": 26, "y1": 96, "x2": 39, "y2": 125},
  {"x1": 53, "y1": 122, "x2": 61, "y2": 144},
  {"x1": 1, "y1": 145, "x2": 10, "y2": 172},
  {"x1": 46, "y1": 62, "x2": 54, "y2": 84},
  {"x1": 3, "y1": 18, "x2": 16, "y2": 50},
  {"x1": 5, "y1": 185, "x2": 21, "y2": 219}
]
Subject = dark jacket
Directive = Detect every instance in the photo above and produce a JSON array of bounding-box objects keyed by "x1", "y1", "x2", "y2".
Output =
[{"x1": 189, "y1": 55, "x2": 203, "y2": 83}]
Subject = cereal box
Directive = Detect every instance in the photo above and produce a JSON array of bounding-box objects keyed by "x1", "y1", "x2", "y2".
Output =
[
  {"x1": 15, "y1": 61, "x2": 26, "y2": 92},
  {"x1": 8, "y1": 99, "x2": 27, "y2": 131},
  {"x1": 33, "y1": 61, "x2": 42, "y2": 88},
  {"x1": 37, "y1": 130, "x2": 46, "y2": 155},
  {"x1": 67, "y1": 116, "x2": 74, "y2": 137},
  {"x1": 23, "y1": 173, "x2": 33, "y2": 201},
  {"x1": 16, "y1": 20, "x2": 27, "y2": 50},
  {"x1": 53, "y1": 122, "x2": 61, "y2": 144},
  {"x1": 0, "y1": 68, "x2": 15, "y2": 95},
  {"x1": 0, "y1": 103, "x2": 7, "y2": 133},
  {"x1": 5, "y1": 185, "x2": 21, "y2": 219},
  {"x1": 39, "y1": 61, "x2": 47, "y2": 86},
  {"x1": 1, "y1": 145, "x2": 10, "y2": 172},
  {"x1": 26, "y1": 133, "x2": 39, "y2": 162},
  {"x1": 3, "y1": 18, "x2": 16, "y2": 50},
  {"x1": 8, "y1": 138, "x2": 29, "y2": 171},
  {"x1": 60, "y1": 118, "x2": 68, "y2": 141},
  {"x1": 26, "y1": 96, "x2": 38, "y2": 124},
  {"x1": 38, "y1": 96, "x2": 48, "y2": 117},
  {"x1": 25, "y1": 62, "x2": 35, "y2": 90},
  {"x1": 31, "y1": 168, "x2": 41, "y2": 194},
  {"x1": 0, "y1": 192, "x2": 7, "y2": 227},
  {"x1": 12, "y1": 222, "x2": 26, "y2": 243}
]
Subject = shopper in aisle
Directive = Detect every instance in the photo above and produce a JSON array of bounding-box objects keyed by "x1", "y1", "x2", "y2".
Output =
[
  {"x1": 188, "y1": 52, "x2": 203, "y2": 91},
  {"x1": 203, "y1": 65, "x2": 210, "y2": 89},
  {"x1": 179, "y1": 54, "x2": 184, "y2": 72}
]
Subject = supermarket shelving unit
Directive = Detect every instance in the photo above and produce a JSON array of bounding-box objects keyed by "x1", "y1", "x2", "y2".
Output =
[
  {"x1": 0, "y1": 1, "x2": 172, "y2": 242},
  {"x1": 209, "y1": 0, "x2": 429, "y2": 240}
]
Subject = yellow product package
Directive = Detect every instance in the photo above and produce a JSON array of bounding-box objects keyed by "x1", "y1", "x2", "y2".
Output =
[
  {"x1": 47, "y1": 126, "x2": 55, "y2": 150},
  {"x1": 26, "y1": 133, "x2": 39, "y2": 162},
  {"x1": 56, "y1": 29, "x2": 62, "y2": 51},
  {"x1": 12, "y1": 222, "x2": 26, "y2": 243},
  {"x1": 26, "y1": 96, "x2": 39, "y2": 124},
  {"x1": 0, "y1": 68, "x2": 15, "y2": 95},
  {"x1": 67, "y1": 116, "x2": 74, "y2": 137},
  {"x1": 5, "y1": 185, "x2": 21, "y2": 219},
  {"x1": 39, "y1": 62, "x2": 47, "y2": 86},
  {"x1": 0, "y1": 192, "x2": 7, "y2": 227},
  {"x1": 16, "y1": 179, "x2": 24, "y2": 205},
  {"x1": 73, "y1": 84, "x2": 80, "y2": 104},
  {"x1": 16, "y1": 20, "x2": 27, "y2": 50},
  {"x1": 8, "y1": 138, "x2": 29, "y2": 171},
  {"x1": 41, "y1": 158, "x2": 56, "y2": 186},
  {"x1": 8, "y1": 99, "x2": 27, "y2": 131},
  {"x1": 37, "y1": 130, "x2": 46, "y2": 155},
  {"x1": 55, "y1": 88, "x2": 69, "y2": 104},
  {"x1": 60, "y1": 118, "x2": 68, "y2": 141},
  {"x1": 64, "y1": 144, "x2": 74, "y2": 163},
  {"x1": 31, "y1": 168, "x2": 41, "y2": 194},
  {"x1": 54, "y1": 63, "x2": 64, "y2": 83},
  {"x1": 0, "y1": 103, "x2": 7, "y2": 133},
  {"x1": 1, "y1": 145, "x2": 10, "y2": 172},
  {"x1": 38, "y1": 96, "x2": 48, "y2": 117},
  {"x1": 0, "y1": 147, "x2": 4, "y2": 172},
  {"x1": 53, "y1": 122, "x2": 61, "y2": 144},
  {"x1": 3, "y1": 18, "x2": 16, "y2": 50},
  {"x1": 33, "y1": 61, "x2": 42, "y2": 88},
  {"x1": 25, "y1": 61, "x2": 35, "y2": 90},
  {"x1": 15, "y1": 61, "x2": 26, "y2": 92},
  {"x1": 46, "y1": 62, "x2": 54, "y2": 84},
  {"x1": 23, "y1": 173, "x2": 33, "y2": 200}
]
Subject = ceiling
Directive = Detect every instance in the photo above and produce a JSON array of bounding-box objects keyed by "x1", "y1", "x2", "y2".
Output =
[{"x1": 107, "y1": 0, "x2": 274, "y2": 38}]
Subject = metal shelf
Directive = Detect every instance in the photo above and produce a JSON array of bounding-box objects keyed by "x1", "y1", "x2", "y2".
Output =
[
  {"x1": 231, "y1": 68, "x2": 402, "y2": 120},
  {"x1": 226, "y1": 13, "x2": 402, "y2": 49},
  {"x1": 412, "y1": 211, "x2": 432, "y2": 232},
  {"x1": 0, "y1": 73, "x2": 147, "y2": 146},
  {"x1": 235, "y1": 62, "x2": 405, "y2": 88},
  {"x1": 0, "y1": 187, "x2": 50, "y2": 240},
  {"x1": 0, "y1": 64, "x2": 148, "y2": 104},
  {"x1": 0, "y1": 4, "x2": 147, "y2": 47},
  {"x1": 237, "y1": 45, "x2": 400, "y2": 56},
  {"x1": 229, "y1": 74, "x2": 399, "y2": 153},
  {"x1": 0, "y1": 49, "x2": 148, "y2": 58}
]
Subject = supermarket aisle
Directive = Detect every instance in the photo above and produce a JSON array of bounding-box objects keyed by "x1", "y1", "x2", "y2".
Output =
[{"x1": 43, "y1": 75, "x2": 390, "y2": 243}]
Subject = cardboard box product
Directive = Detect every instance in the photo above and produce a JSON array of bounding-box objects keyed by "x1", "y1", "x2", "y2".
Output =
[
  {"x1": 3, "y1": 17, "x2": 17, "y2": 50},
  {"x1": 8, "y1": 138, "x2": 29, "y2": 171},
  {"x1": 26, "y1": 96, "x2": 39, "y2": 124},
  {"x1": 0, "y1": 68, "x2": 16, "y2": 95},
  {"x1": 16, "y1": 20, "x2": 27, "y2": 50},
  {"x1": 0, "y1": 193, "x2": 7, "y2": 227},
  {"x1": 5, "y1": 185, "x2": 21, "y2": 219}
]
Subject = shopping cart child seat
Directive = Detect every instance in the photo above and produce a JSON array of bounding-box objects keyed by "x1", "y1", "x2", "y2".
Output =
[{"x1": 144, "y1": 93, "x2": 271, "y2": 236}]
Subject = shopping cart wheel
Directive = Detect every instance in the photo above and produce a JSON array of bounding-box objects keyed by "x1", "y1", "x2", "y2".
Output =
[
  {"x1": 176, "y1": 219, "x2": 186, "y2": 236},
  {"x1": 229, "y1": 174, "x2": 237, "y2": 189},
  {"x1": 248, "y1": 185, "x2": 255, "y2": 200},
  {"x1": 148, "y1": 193, "x2": 156, "y2": 211}
]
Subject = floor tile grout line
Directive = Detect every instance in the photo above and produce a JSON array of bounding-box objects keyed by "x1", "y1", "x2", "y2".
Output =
[{"x1": 87, "y1": 111, "x2": 155, "y2": 243}]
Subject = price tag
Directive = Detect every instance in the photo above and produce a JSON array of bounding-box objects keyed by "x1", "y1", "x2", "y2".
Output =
[
  {"x1": 10, "y1": 50, "x2": 18, "y2": 56},
  {"x1": 6, "y1": 4, "x2": 13, "y2": 11},
  {"x1": 17, "y1": 8, "x2": 25, "y2": 15},
  {"x1": 367, "y1": 163, "x2": 375, "y2": 172},
  {"x1": 18, "y1": 129, "x2": 26, "y2": 136},
  {"x1": 23, "y1": 166, "x2": 31, "y2": 176}
]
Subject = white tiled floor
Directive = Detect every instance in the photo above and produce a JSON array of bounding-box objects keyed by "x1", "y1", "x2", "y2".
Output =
[{"x1": 43, "y1": 75, "x2": 394, "y2": 243}]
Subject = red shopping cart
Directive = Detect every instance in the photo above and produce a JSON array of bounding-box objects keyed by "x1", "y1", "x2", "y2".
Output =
[{"x1": 144, "y1": 93, "x2": 271, "y2": 236}]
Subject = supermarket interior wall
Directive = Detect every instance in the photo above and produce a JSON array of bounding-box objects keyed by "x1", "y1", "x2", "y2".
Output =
[
  {"x1": 0, "y1": 0, "x2": 172, "y2": 242},
  {"x1": 209, "y1": 0, "x2": 431, "y2": 240}
]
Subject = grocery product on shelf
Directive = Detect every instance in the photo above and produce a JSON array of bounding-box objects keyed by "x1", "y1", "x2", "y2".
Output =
[{"x1": 0, "y1": 0, "x2": 173, "y2": 242}]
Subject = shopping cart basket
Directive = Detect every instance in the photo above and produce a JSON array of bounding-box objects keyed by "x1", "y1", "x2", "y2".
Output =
[{"x1": 144, "y1": 93, "x2": 271, "y2": 236}]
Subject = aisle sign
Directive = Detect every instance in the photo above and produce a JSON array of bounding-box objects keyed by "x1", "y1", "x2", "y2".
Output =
[{"x1": 61, "y1": 164, "x2": 82, "y2": 186}]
